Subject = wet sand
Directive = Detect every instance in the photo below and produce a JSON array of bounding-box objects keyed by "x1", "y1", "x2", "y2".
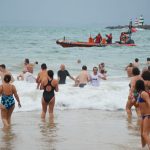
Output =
[{"x1": 0, "y1": 110, "x2": 148, "y2": 150}]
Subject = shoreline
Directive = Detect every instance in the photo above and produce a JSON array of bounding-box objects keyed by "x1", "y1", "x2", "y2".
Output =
[
  {"x1": 0, "y1": 109, "x2": 146, "y2": 150},
  {"x1": 106, "y1": 24, "x2": 150, "y2": 30}
]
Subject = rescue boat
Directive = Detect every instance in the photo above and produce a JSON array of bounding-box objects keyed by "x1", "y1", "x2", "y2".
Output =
[{"x1": 56, "y1": 40, "x2": 136, "y2": 48}]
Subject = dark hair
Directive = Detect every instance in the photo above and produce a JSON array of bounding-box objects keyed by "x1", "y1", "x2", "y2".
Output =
[
  {"x1": 25, "y1": 58, "x2": 29, "y2": 64},
  {"x1": 132, "y1": 67, "x2": 140, "y2": 76},
  {"x1": 135, "y1": 80, "x2": 145, "y2": 92},
  {"x1": 147, "y1": 58, "x2": 150, "y2": 61},
  {"x1": 4, "y1": 74, "x2": 11, "y2": 83},
  {"x1": 35, "y1": 61, "x2": 38, "y2": 64},
  {"x1": 93, "y1": 67, "x2": 98, "y2": 71},
  {"x1": 82, "y1": 65, "x2": 87, "y2": 70},
  {"x1": 135, "y1": 58, "x2": 139, "y2": 62},
  {"x1": 41, "y1": 63, "x2": 47, "y2": 70},
  {"x1": 0, "y1": 64, "x2": 6, "y2": 69},
  {"x1": 100, "y1": 63, "x2": 105, "y2": 66},
  {"x1": 142, "y1": 70, "x2": 150, "y2": 81},
  {"x1": 129, "y1": 63, "x2": 133, "y2": 67},
  {"x1": 47, "y1": 70, "x2": 54, "y2": 79}
]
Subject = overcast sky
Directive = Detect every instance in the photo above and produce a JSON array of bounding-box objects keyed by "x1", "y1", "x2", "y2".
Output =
[{"x1": 0, "y1": 0, "x2": 149, "y2": 27}]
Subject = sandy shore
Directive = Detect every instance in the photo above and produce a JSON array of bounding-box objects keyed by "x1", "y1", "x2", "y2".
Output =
[{"x1": 0, "y1": 110, "x2": 148, "y2": 150}]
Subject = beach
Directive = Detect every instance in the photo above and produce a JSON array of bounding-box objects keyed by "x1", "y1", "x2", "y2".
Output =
[
  {"x1": 0, "y1": 26, "x2": 150, "y2": 150},
  {"x1": 0, "y1": 110, "x2": 147, "y2": 150}
]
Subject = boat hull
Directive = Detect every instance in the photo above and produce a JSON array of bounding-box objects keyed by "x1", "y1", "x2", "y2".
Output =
[{"x1": 56, "y1": 40, "x2": 136, "y2": 48}]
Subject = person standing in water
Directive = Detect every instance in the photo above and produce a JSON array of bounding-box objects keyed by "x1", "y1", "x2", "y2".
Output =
[
  {"x1": 36, "y1": 63, "x2": 48, "y2": 89},
  {"x1": 40, "y1": 70, "x2": 58, "y2": 119},
  {"x1": 98, "y1": 63, "x2": 107, "y2": 75},
  {"x1": 57, "y1": 64, "x2": 75, "y2": 84},
  {"x1": 126, "y1": 67, "x2": 142, "y2": 118},
  {"x1": 133, "y1": 58, "x2": 140, "y2": 68},
  {"x1": 0, "y1": 74, "x2": 21, "y2": 128},
  {"x1": 135, "y1": 80, "x2": 150, "y2": 149},
  {"x1": 75, "y1": 65, "x2": 90, "y2": 87},
  {"x1": 90, "y1": 67, "x2": 106, "y2": 87},
  {"x1": 125, "y1": 63, "x2": 134, "y2": 77},
  {"x1": 0, "y1": 64, "x2": 14, "y2": 83}
]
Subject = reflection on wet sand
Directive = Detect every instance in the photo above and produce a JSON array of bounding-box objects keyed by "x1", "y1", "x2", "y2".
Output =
[
  {"x1": 0, "y1": 127, "x2": 16, "y2": 150},
  {"x1": 39, "y1": 116, "x2": 58, "y2": 150},
  {"x1": 0, "y1": 110, "x2": 147, "y2": 150}
]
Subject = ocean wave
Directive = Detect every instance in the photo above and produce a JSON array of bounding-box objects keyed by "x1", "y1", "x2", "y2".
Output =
[{"x1": 12, "y1": 78, "x2": 129, "y2": 112}]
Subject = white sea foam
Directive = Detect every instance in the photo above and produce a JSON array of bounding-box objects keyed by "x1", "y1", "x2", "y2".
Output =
[
  {"x1": 12, "y1": 75, "x2": 130, "y2": 112},
  {"x1": 0, "y1": 26, "x2": 149, "y2": 112}
]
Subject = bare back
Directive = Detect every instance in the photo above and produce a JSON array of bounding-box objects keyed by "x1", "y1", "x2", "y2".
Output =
[
  {"x1": 77, "y1": 71, "x2": 89, "y2": 84},
  {"x1": 37, "y1": 70, "x2": 48, "y2": 83},
  {"x1": 0, "y1": 84, "x2": 17, "y2": 96}
]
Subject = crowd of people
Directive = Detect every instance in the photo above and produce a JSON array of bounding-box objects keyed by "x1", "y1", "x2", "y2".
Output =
[
  {"x1": 125, "y1": 57, "x2": 150, "y2": 149},
  {"x1": 88, "y1": 33, "x2": 112, "y2": 44},
  {"x1": 0, "y1": 58, "x2": 107, "y2": 128},
  {"x1": 0, "y1": 57, "x2": 150, "y2": 149}
]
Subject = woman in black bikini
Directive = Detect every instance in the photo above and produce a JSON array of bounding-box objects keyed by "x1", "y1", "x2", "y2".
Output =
[
  {"x1": 135, "y1": 80, "x2": 150, "y2": 149},
  {"x1": 40, "y1": 70, "x2": 58, "y2": 119}
]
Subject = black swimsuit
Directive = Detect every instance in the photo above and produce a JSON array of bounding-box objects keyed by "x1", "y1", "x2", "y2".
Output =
[{"x1": 43, "y1": 80, "x2": 55, "y2": 103}]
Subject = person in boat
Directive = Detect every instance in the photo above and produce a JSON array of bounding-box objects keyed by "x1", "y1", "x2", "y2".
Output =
[
  {"x1": 57, "y1": 64, "x2": 75, "y2": 84},
  {"x1": 94, "y1": 33, "x2": 102, "y2": 44},
  {"x1": 120, "y1": 32, "x2": 128, "y2": 44},
  {"x1": 89, "y1": 67, "x2": 106, "y2": 87},
  {"x1": 135, "y1": 80, "x2": 150, "y2": 149},
  {"x1": 106, "y1": 33, "x2": 112, "y2": 44},
  {"x1": 88, "y1": 35, "x2": 94, "y2": 43}
]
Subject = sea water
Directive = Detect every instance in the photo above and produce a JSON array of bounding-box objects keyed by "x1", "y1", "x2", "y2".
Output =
[{"x1": 0, "y1": 26, "x2": 149, "y2": 112}]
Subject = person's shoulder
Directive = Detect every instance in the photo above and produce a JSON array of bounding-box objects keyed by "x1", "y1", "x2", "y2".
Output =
[
  {"x1": 98, "y1": 73, "x2": 104, "y2": 77},
  {"x1": 65, "y1": 70, "x2": 70, "y2": 74},
  {"x1": 12, "y1": 84, "x2": 17, "y2": 91},
  {"x1": 52, "y1": 79, "x2": 58, "y2": 86},
  {"x1": 141, "y1": 91, "x2": 149, "y2": 98},
  {"x1": 58, "y1": 70, "x2": 62, "y2": 73}
]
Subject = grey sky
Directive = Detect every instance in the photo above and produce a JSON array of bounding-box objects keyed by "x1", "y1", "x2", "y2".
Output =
[{"x1": 0, "y1": 0, "x2": 149, "y2": 26}]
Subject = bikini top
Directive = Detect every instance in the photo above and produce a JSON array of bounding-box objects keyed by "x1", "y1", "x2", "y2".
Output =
[
  {"x1": 137, "y1": 96, "x2": 145, "y2": 103},
  {"x1": 137, "y1": 91, "x2": 150, "y2": 103}
]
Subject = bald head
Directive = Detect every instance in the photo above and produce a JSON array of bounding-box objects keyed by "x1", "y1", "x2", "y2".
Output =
[{"x1": 60, "y1": 64, "x2": 65, "y2": 71}]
